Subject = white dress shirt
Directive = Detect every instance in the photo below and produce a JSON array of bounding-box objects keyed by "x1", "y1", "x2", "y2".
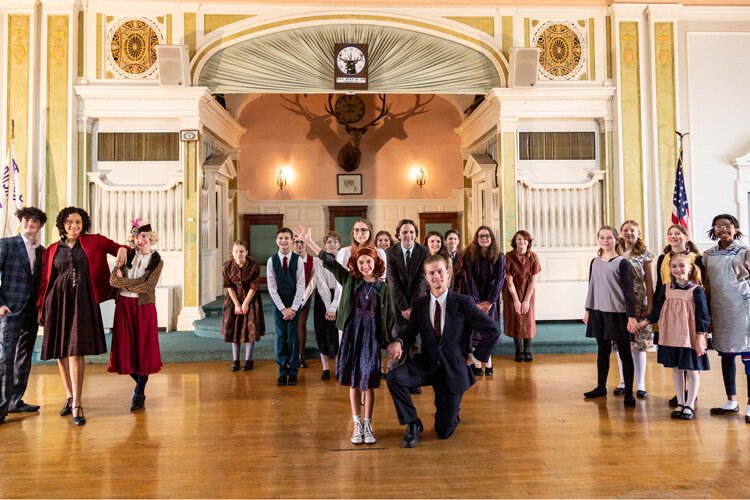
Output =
[
  {"x1": 121, "y1": 251, "x2": 154, "y2": 298},
  {"x1": 20, "y1": 233, "x2": 39, "y2": 274},
  {"x1": 401, "y1": 243, "x2": 415, "y2": 267},
  {"x1": 313, "y1": 257, "x2": 342, "y2": 314},
  {"x1": 266, "y1": 251, "x2": 305, "y2": 312},
  {"x1": 429, "y1": 289, "x2": 448, "y2": 334}
]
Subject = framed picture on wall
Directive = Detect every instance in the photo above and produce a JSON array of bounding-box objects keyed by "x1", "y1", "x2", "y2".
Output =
[{"x1": 337, "y1": 174, "x2": 362, "y2": 195}]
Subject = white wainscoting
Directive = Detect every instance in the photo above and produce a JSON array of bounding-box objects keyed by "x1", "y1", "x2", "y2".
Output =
[{"x1": 533, "y1": 248, "x2": 595, "y2": 320}]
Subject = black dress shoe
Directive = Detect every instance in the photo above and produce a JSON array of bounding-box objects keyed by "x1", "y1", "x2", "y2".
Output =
[
  {"x1": 671, "y1": 405, "x2": 685, "y2": 419},
  {"x1": 484, "y1": 367, "x2": 494, "y2": 376},
  {"x1": 679, "y1": 406, "x2": 696, "y2": 420},
  {"x1": 409, "y1": 387, "x2": 422, "y2": 394},
  {"x1": 636, "y1": 390, "x2": 648, "y2": 399},
  {"x1": 403, "y1": 418, "x2": 424, "y2": 448},
  {"x1": 584, "y1": 387, "x2": 607, "y2": 399},
  {"x1": 130, "y1": 395, "x2": 146, "y2": 412},
  {"x1": 60, "y1": 397, "x2": 73, "y2": 417},
  {"x1": 624, "y1": 396, "x2": 636, "y2": 407},
  {"x1": 230, "y1": 360, "x2": 240, "y2": 371},
  {"x1": 0, "y1": 416, "x2": 5, "y2": 425},
  {"x1": 72, "y1": 406, "x2": 86, "y2": 426},
  {"x1": 9, "y1": 401, "x2": 40, "y2": 413},
  {"x1": 710, "y1": 404, "x2": 739, "y2": 415},
  {"x1": 745, "y1": 415, "x2": 750, "y2": 424},
  {"x1": 613, "y1": 387, "x2": 625, "y2": 396},
  {"x1": 242, "y1": 360, "x2": 254, "y2": 371},
  {"x1": 668, "y1": 395, "x2": 678, "y2": 407},
  {"x1": 276, "y1": 375, "x2": 287, "y2": 386},
  {"x1": 288, "y1": 375, "x2": 298, "y2": 386},
  {"x1": 472, "y1": 366, "x2": 484, "y2": 376},
  {"x1": 515, "y1": 352, "x2": 524, "y2": 363},
  {"x1": 321, "y1": 370, "x2": 330, "y2": 380},
  {"x1": 524, "y1": 352, "x2": 533, "y2": 362},
  {"x1": 300, "y1": 359, "x2": 308, "y2": 369}
]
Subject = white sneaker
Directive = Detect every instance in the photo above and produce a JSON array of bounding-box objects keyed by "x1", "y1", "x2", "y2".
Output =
[
  {"x1": 363, "y1": 421, "x2": 376, "y2": 444},
  {"x1": 351, "y1": 421, "x2": 364, "y2": 444}
]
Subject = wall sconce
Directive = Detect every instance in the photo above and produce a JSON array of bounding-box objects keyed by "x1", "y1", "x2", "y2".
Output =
[
  {"x1": 276, "y1": 169, "x2": 288, "y2": 189},
  {"x1": 415, "y1": 168, "x2": 428, "y2": 188}
]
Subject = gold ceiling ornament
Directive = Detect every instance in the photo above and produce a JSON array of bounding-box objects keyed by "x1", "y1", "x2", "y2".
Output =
[
  {"x1": 106, "y1": 17, "x2": 163, "y2": 78},
  {"x1": 534, "y1": 21, "x2": 586, "y2": 80}
]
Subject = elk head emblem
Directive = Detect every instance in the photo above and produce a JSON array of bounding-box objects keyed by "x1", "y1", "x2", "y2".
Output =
[{"x1": 324, "y1": 94, "x2": 389, "y2": 172}]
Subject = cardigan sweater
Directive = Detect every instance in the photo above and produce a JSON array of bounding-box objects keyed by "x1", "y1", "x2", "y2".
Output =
[
  {"x1": 37, "y1": 233, "x2": 127, "y2": 312},
  {"x1": 109, "y1": 250, "x2": 164, "y2": 305},
  {"x1": 319, "y1": 250, "x2": 394, "y2": 348}
]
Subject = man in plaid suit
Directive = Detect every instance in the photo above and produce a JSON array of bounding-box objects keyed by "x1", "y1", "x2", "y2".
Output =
[{"x1": 0, "y1": 207, "x2": 46, "y2": 424}]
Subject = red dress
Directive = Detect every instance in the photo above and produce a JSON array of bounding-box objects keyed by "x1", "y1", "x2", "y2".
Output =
[{"x1": 502, "y1": 250, "x2": 541, "y2": 339}]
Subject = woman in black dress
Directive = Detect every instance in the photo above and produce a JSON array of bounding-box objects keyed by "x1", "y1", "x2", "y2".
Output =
[{"x1": 38, "y1": 207, "x2": 127, "y2": 425}]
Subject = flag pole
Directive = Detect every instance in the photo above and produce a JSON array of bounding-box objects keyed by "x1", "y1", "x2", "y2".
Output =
[{"x1": 10, "y1": 119, "x2": 14, "y2": 140}]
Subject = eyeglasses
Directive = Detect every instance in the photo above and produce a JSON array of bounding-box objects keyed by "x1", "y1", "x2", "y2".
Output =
[
  {"x1": 713, "y1": 225, "x2": 734, "y2": 231},
  {"x1": 477, "y1": 234, "x2": 492, "y2": 239},
  {"x1": 353, "y1": 228, "x2": 370, "y2": 233}
]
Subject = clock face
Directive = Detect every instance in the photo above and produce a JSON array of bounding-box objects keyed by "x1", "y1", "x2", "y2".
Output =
[
  {"x1": 336, "y1": 46, "x2": 366, "y2": 76},
  {"x1": 334, "y1": 95, "x2": 365, "y2": 124}
]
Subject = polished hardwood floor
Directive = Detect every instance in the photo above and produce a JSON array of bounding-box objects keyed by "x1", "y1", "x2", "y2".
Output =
[{"x1": 2, "y1": 352, "x2": 750, "y2": 498}]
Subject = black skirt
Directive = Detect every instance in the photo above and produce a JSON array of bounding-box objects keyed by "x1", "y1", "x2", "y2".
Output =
[
  {"x1": 585, "y1": 309, "x2": 630, "y2": 343},
  {"x1": 314, "y1": 290, "x2": 339, "y2": 358},
  {"x1": 657, "y1": 346, "x2": 710, "y2": 371}
]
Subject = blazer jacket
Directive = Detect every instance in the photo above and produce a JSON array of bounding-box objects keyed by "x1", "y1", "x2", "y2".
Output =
[
  {"x1": 37, "y1": 233, "x2": 127, "y2": 313},
  {"x1": 395, "y1": 291, "x2": 500, "y2": 394},
  {"x1": 0, "y1": 235, "x2": 44, "y2": 318},
  {"x1": 385, "y1": 243, "x2": 429, "y2": 313}
]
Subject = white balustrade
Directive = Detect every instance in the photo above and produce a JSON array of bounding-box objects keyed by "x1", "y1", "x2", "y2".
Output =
[
  {"x1": 517, "y1": 170, "x2": 606, "y2": 248},
  {"x1": 87, "y1": 172, "x2": 184, "y2": 251}
]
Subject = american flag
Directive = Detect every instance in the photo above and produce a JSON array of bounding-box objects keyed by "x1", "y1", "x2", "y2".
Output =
[{"x1": 671, "y1": 134, "x2": 690, "y2": 229}]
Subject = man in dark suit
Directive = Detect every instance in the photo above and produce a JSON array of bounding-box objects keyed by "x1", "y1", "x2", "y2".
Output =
[
  {"x1": 0, "y1": 207, "x2": 46, "y2": 424},
  {"x1": 386, "y1": 254, "x2": 499, "y2": 447},
  {"x1": 385, "y1": 219, "x2": 429, "y2": 393}
]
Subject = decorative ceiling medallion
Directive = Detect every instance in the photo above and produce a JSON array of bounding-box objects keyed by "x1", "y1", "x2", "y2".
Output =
[
  {"x1": 106, "y1": 18, "x2": 163, "y2": 79},
  {"x1": 534, "y1": 21, "x2": 586, "y2": 80}
]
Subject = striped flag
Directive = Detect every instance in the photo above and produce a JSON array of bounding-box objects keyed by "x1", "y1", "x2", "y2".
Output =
[
  {"x1": 0, "y1": 138, "x2": 25, "y2": 237},
  {"x1": 671, "y1": 136, "x2": 691, "y2": 229}
]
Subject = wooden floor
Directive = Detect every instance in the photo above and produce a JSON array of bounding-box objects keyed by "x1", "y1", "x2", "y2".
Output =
[{"x1": 2, "y1": 352, "x2": 750, "y2": 498}]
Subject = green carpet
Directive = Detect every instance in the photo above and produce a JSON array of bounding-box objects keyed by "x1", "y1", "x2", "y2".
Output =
[{"x1": 32, "y1": 294, "x2": 593, "y2": 365}]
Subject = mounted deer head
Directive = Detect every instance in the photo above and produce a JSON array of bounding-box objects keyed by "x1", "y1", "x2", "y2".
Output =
[{"x1": 324, "y1": 94, "x2": 390, "y2": 172}]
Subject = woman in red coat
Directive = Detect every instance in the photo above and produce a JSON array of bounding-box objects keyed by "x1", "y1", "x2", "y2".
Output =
[{"x1": 37, "y1": 207, "x2": 127, "y2": 426}]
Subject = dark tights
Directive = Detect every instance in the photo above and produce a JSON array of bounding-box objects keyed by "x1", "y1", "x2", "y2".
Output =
[
  {"x1": 596, "y1": 339, "x2": 634, "y2": 397},
  {"x1": 129, "y1": 373, "x2": 150, "y2": 397},
  {"x1": 513, "y1": 338, "x2": 532, "y2": 353},
  {"x1": 720, "y1": 355, "x2": 750, "y2": 398}
]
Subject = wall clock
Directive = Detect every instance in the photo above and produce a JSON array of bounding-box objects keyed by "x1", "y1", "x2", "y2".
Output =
[{"x1": 334, "y1": 95, "x2": 366, "y2": 123}]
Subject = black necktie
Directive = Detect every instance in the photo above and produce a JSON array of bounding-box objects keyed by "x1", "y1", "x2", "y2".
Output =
[
  {"x1": 405, "y1": 248, "x2": 411, "y2": 268},
  {"x1": 282, "y1": 256, "x2": 288, "y2": 273},
  {"x1": 434, "y1": 301, "x2": 442, "y2": 337}
]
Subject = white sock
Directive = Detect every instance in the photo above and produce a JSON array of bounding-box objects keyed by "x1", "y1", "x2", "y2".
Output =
[
  {"x1": 320, "y1": 355, "x2": 330, "y2": 371},
  {"x1": 353, "y1": 415, "x2": 361, "y2": 423},
  {"x1": 672, "y1": 369, "x2": 686, "y2": 406},
  {"x1": 616, "y1": 350, "x2": 625, "y2": 387},
  {"x1": 746, "y1": 405, "x2": 750, "y2": 417},
  {"x1": 685, "y1": 371, "x2": 700, "y2": 408},
  {"x1": 720, "y1": 400, "x2": 739, "y2": 410},
  {"x1": 632, "y1": 346, "x2": 647, "y2": 391},
  {"x1": 364, "y1": 418, "x2": 372, "y2": 426}
]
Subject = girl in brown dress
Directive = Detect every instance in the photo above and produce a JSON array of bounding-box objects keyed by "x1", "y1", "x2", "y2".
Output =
[
  {"x1": 222, "y1": 240, "x2": 265, "y2": 371},
  {"x1": 503, "y1": 230, "x2": 542, "y2": 362}
]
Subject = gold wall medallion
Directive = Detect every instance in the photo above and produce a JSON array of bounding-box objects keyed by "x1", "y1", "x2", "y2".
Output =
[
  {"x1": 533, "y1": 21, "x2": 586, "y2": 80},
  {"x1": 106, "y1": 17, "x2": 163, "y2": 78}
]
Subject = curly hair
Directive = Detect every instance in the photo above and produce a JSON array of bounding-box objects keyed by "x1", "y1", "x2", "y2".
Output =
[
  {"x1": 16, "y1": 206, "x2": 47, "y2": 225},
  {"x1": 619, "y1": 220, "x2": 647, "y2": 256},
  {"x1": 510, "y1": 230, "x2": 534, "y2": 251},
  {"x1": 465, "y1": 226, "x2": 501, "y2": 263},
  {"x1": 55, "y1": 206, "x2": 91, "y2": 239},
  {"x1": 424, "y1": 231, "x2": 450, "y2": 261},
  {"x1": 348, "y1": 245, "x2": 385, "y2": 279},
  {"x1": 669, "y1": 252, "x2": 703, "y2": 286},
  {"x1": 707, "y1": 213, "x2": 744, "y2": 241},
  {"x1": 127, "y1": 221, "x2": 159, "y2": 248}
]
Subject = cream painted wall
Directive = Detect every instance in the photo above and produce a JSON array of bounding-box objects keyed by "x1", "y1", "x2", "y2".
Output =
[
  {"x1": 680, "y1": 27, "x2": 750, "y2": 248},
  {"x1": 237, "y1": 94, "x2": 464, "y2": 200}
]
